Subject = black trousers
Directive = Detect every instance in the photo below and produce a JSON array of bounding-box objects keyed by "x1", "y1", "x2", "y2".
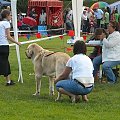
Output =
[{"x1": 0, "y1": 45, "x2": 11, "y2": 77}]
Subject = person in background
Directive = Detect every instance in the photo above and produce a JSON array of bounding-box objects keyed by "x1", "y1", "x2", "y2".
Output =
[
  {"x1": 82, "y1": 10, "x2": 88, "y2": 33},
  {"x1": 0, "y1": 9, "x2": 21, "y2": 86},
  {"x1": 65, "y1": 7, "x2": 73, "y2": 30},
  {"x1": 114, "y1": 9, "x2": 119, "y2": 23},
  {"x1": 29, "y1": 8, "x2": 37, "y2": 19},
  {"x1": 39, "y1": 9, "x2": 46, "y2": 25},
  {"x1": 89, "y1": 14, "x2": 96, "y2": 33},
  {"x1": 6, "y1": 6, "x2": 10, "y2": 11},
  {"x1": 55, "y1": 41, "x2": 94, "y2": 103},
  {"x1": 86, "y1": 8, "x2": 93, "y2": 33},
  {"x1": 89, "y1": 28, "x2": 108, "y2": 81},
  {"x1": 100, "y1": 13, "x2": 105, "y2": 28},
  {"x1": 88, "y1": 28, "x2": 108, "y2": 61},
  {"x1": 93, "y1": 21, "x2": 120, "y2": 83},
  {"x1": 104, "y1": 8, "x2": 109, "y2": 29},
  {"x1": 18, "y1": 11, "x2": 23, "y2": 21},
  {"x1": 94, "y1": 8, "x2": 104, "y2": 28},
  {"x1": 101, "y1": 21, "x2": 120, "y2": 84},
  {"x1": 106, "y1": 6, "x2": 111, "y2": 20},
  {"x1": 110, "y1": 9, "x2": 115, "y2": 21}
]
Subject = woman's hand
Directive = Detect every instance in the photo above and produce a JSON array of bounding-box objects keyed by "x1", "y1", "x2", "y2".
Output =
[
  {"x1": 17, "y1": 42, "x2": 21, "y2": 46},
  {"x1": 54, "y1": 79, "x2": 58, "y2": 84},
  {"x1": 54, "y1": 67, "x2": 72, "y2": 84}
]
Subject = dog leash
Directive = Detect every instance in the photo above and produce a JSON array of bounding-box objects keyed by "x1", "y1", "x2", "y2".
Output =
[{"x1": 44, "y1": 52, "x2": 57, "y2": 57}]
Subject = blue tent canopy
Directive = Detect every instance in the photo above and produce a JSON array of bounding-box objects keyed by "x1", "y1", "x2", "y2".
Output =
[
  {"x1": 0, "y1": 0, "x2": 11, "y2": 7},
  {"x1": 109, "y1": 1, "x2": 120, "y2": 14}
]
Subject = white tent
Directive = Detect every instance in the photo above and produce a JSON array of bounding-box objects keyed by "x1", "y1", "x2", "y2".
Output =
[{"x1": 109, "y1": 1, "x2": 120, "y2": 14}]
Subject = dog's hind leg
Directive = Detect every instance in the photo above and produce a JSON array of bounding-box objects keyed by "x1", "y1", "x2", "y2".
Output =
[
  {"x1": 49, "y1": 77, "x2": 55, "y2": 96},
  {"x1": 55, "y1": 92, "x2": 62, "y2": 101}
]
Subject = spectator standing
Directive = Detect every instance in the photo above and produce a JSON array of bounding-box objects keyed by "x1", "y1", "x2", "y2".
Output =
[
  {"x1": 86, "y1": 8, "x2": 93, "y2": 33},
  {"x1": 39, "y1": 9, "x2": 46, "y2": 25},
  {"x1": 94, "y1": 8, "x2": 104, "y2": 28},
  {"x1": 114, "y1": 9, "x2": 119, "y2": 23},
  {"x1": 0, "y1": 9, "x2": 21, "y2": 86},
  {"x1": 29, "y1": 8, "x2": 37, "y2": 19},
  {"x1": 82, "y1": 10, "x2": 88, "y2": 33},
  {"x1": 104, "y1": 8, "x2": 109, "y2": 29},
  {"x1": 65, "y1": 8, "x2": 73, "y2": 30},
  {"x1": 89, "y1": 15, "x2": 96, "y2": 33}
]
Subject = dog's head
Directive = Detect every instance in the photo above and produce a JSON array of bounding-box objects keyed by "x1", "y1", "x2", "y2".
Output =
[{"x1": 25, "y1": 43, "x2": 44, "y2": 59}]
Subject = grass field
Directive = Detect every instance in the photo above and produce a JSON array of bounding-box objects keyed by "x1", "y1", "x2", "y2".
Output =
[{"x1": 0, "y1": 35, "x2": 120, "y2": 120}]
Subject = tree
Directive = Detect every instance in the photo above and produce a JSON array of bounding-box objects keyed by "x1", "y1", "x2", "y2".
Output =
[{"x1": 17, "y1": 0, "x2": 28, "y2": 13}]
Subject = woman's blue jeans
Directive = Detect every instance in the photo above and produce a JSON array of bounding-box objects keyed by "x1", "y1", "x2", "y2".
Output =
[
  {"x1": 56, "y1": 79, "x2": 93, "y2": 95},
  {"x1": 93, "y1": 55, "x2": 120, "y2": 83},
  {"x1": 102, "y1": 61, "x2": 120, "y2": 83}
]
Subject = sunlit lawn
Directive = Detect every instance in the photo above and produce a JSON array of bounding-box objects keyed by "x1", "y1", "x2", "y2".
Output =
[{"x1": 0, "y1": 35, "x2": 120, "y2": 120}]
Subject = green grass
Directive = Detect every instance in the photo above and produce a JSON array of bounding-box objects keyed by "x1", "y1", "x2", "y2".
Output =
[{"x1": 0, "y1": 35, "x2": 120, "y2": 120}]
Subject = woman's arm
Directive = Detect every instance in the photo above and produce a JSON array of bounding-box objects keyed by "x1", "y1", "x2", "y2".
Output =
[
  {"x1": 6, "y1": 28, "x2": 21, "y2": 46},
  {"x1": 54, "y1": 67, "x2": 72, "y2": 84}
]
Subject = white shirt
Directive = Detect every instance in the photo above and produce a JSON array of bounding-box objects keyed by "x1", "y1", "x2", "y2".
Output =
[
  {"x1": 94, "y1": 9, "x2": 103, "y2": 19},
  {"x1": 82, "y1": 13, "x2": 87, "y2": 21},
  {"x1": 66, "y1": 10, "x2": 73, "y2": 23},
  {"x1": 102, "y1": 31, "x2": 120, "y2": 62},
  {"x1": 86, "y1": 11, "x2": 93, "y2": 19},
  {"x1": 39, "y1": 12, "x2": 46, "y2": 24},
  {"x1": 0, "y1": 21, "x2": 10, "y2": 45},
  {"x1": 66, "y1": 54, "x2": 94, "y2": 83}
]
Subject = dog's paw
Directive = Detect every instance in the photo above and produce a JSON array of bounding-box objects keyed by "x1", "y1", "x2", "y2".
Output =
[
  {"x1": 55, "y1": 98, "x2": 60, "y2": 102},
  {"x1": 33, "y1": 92, "x2": 40, "y2": 96},
  {"x1": 49, "y1": 91, "x2": 55, "y2": 96}
]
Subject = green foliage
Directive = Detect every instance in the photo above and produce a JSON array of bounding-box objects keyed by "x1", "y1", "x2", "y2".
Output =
[
  {"x1": 6, "y1": 0, "x2": 118, "y2": 13},
  {"x1": 17, "y1": 0, "x2": 28, "y2": 13},
  {"x1": 0, "y1": 36, "x2": 120, "y2": 120}
]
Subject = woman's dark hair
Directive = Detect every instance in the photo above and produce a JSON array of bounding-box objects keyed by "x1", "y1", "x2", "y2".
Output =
[
  {"x1": 89, "y1": 28, "x2": 108, "y2": 40},
  {"x1": 73, "y1": 40, "x2": 87, "y2": 55},
  {"x1": 1, "y1": 9, "x2": 10, "y2": 20},
  {"x1": 95, "y1": 28, "x2": 108, "y2": 38},
  {"x1": 109, "y1": 21, "x2": 119, "y2": 31}
]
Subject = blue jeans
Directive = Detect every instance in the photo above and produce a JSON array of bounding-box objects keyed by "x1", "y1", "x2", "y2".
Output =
[
  {"x1": 93, "y1": 55, "x2": 102, "y2": 76},
  {"x1": 66, "y1": 22, "x2": 73, "y2": 30},
  {"x1": 56, "y1": 79, "x2": 94, "y2": 95},
  {"x1": 102, "y1": 61, "x2": 120, "y2": 83},
  {"x1": 93, "y1": 55, "x2": 120, "y2": 83}
]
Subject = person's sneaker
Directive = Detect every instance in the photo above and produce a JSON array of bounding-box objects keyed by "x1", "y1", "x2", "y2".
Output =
[
  {"x1": 6, "y1": 80, "x2": 15, "y2": 86},
  {"x1": 108, "y1": 81, "x2": 115, "y2": 84}
]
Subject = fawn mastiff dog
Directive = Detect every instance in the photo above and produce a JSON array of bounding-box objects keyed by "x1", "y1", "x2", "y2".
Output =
[{"x1": 25, "y1": 43, "x2": 70, "y2": 99}]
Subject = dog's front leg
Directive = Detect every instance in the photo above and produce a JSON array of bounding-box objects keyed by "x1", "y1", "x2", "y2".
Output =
[
  {"x1": 33, "y1": 74, "x2": 41, "y2": 96},
  {"x1": 49, "y1": 77, "x2": 55, "y2": 96}
]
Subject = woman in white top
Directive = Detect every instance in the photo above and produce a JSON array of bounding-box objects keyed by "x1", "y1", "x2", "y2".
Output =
[
  {"x1": 100, "y1": 21, "x2": 120, "y2": 83},
  {"x1": 0, "y1": 9, "x2": 21, "y2": 86},
  {"x1": 55, "y1": 41, "x2": 94, "y2": 103},
  {"x1": 93, "y1": 21, "x2": 120, "y2": 83}
]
